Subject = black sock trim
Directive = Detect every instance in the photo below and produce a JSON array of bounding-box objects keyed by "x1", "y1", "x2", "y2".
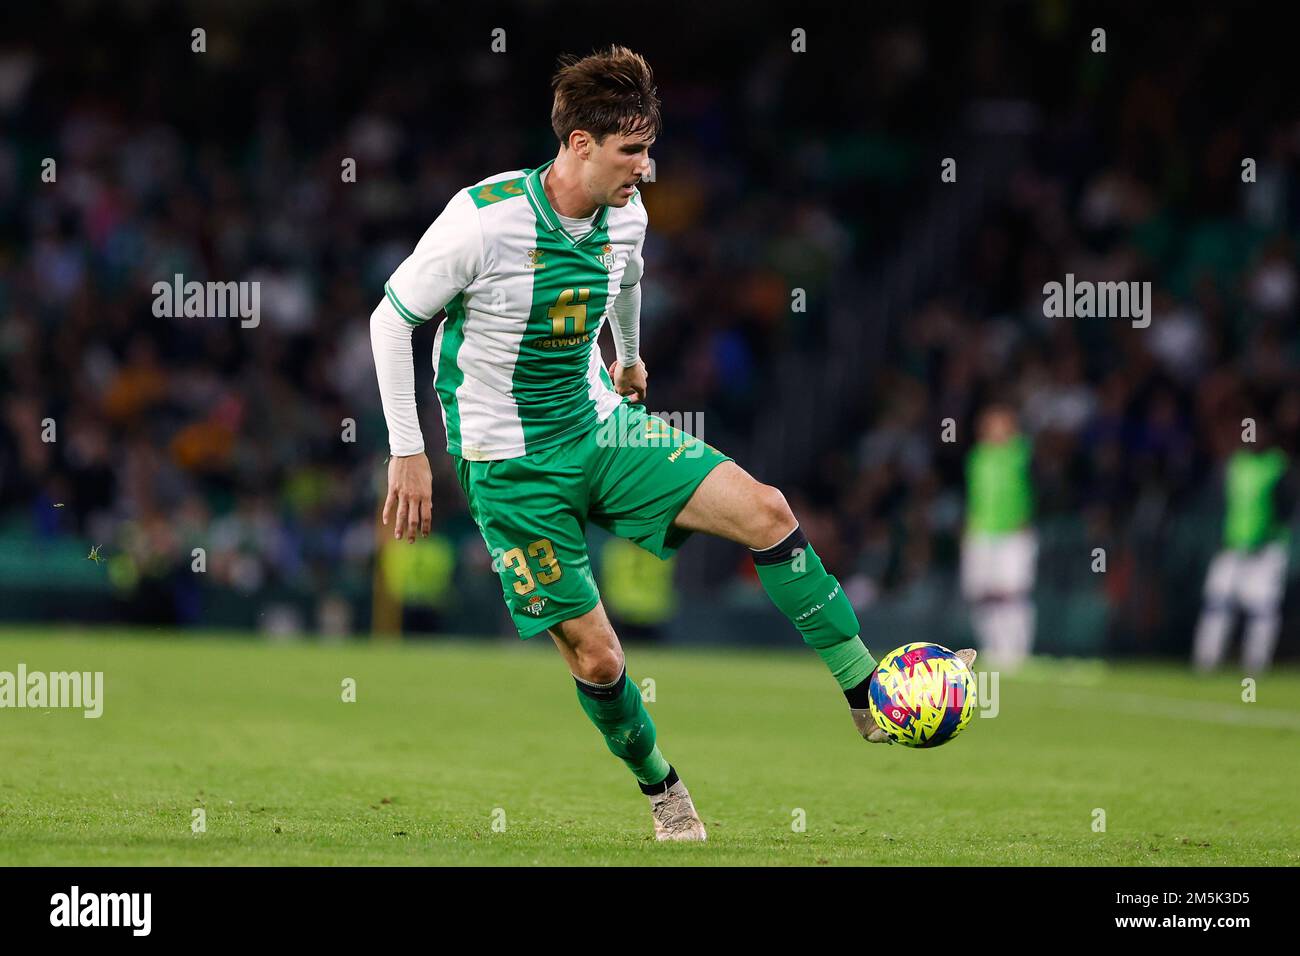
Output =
[
  {"x1": 574, "y1": 667, "x2": 627, "y2": 702},
  {"x1": 639, "y1": 765, "x2": 680, "y2": 796},
  {"x1": 843, "y1": 665, "x2": 878, "y2": 710},
  {"x1": 750, "y1": 525, "x2": 808, "y2": 566}
]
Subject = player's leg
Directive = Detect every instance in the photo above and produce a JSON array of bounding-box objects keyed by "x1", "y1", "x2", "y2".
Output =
[
  {"x1": 1193, "y1": 550, "x2": 1238, "y2": 671},
  {"x1": 1240, "y1": 542, "x2": 1286, "y2": 673},
  {"x1": 547, "y1": 602, "x2": 705, "y2": 841},
  {"x1": 962, "y1": 533, "x2": 1003, "y2": 660},
  {"x1": 670, "y1": 461, "x2": 981, "y2": 742},
  {"x1": 671, "y1": 460, "x2": 878, "y2": 694},
  {"x1": 587, "y1": 404, "x2": 974, "y2": 746},
  {"x1": 547, "y1": 601, "x2": 668, "y2": 788},
  {"x1": 454, "y1": 450, "x2": 704, "y2": 838},
  {"x1": 986, "y1": 529, "x2": 1037, "y2": 670}
]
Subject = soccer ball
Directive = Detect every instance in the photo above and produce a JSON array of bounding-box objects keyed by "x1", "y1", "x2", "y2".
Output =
[{"x1": 868, "y1": 642, "x2": 976, "y2": 748}]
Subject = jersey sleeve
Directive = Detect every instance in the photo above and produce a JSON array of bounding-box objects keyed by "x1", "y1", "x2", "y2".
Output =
[
  {"x1": 384, "y1": 189, "x2": 482, "y2": 325},
  {"x1": 620, "y1": 199, "x2": 647, "y2": 289},
  {"x1": 370, "y1": 295, "x2": 425, "y2": 456},
  {"x1": 607, "y1": 198, "x2": 647, "y2": 365}
]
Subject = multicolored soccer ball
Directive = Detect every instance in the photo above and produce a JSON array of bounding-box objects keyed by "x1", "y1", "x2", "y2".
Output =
[{"x1": 868, "y1": 642, "x2": 976, "y2": 748}]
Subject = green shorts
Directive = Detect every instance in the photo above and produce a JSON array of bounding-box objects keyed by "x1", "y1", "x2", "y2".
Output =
[{"x1": 454, "y1": 402, "x2": 730, "y2": 637}]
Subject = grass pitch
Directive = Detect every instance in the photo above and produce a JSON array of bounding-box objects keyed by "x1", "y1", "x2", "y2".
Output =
[{"x1": 1, "y1": 627, "x2": 1297, "y2": 866}]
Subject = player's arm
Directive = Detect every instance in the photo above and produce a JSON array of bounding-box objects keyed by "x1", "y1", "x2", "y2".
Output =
[
  {"x1": 607, "y1": 228, "x2": 647, "y2": 402},
  {"x1": 371, "y1": 190, "x2": 482, "y2": 542}
]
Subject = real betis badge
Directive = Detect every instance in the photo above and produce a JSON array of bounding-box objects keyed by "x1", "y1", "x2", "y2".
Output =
[{"x1": 598, "y1": 244, "x2": 616, "y2": 271}]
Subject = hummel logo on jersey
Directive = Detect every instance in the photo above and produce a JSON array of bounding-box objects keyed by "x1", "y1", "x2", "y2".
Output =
[{"x1": 525, "y1": 249, "x2": 546, "y2": 269}]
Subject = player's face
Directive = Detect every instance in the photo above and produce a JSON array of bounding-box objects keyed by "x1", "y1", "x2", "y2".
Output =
[
  {"x1": 980, "y1": 409, "x2": 1017, "y2": 443},
  {"x1": 586, "y1": 130, "x2": 654, "y2": 206}
]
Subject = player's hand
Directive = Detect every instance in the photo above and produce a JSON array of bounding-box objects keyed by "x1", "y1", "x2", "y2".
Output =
[
  {"x1": 610, "y1": 357, "x2": 648, "y2": 404},
  {"x1": 382, "y1": 452, "x2": 433, "y2": 543}
]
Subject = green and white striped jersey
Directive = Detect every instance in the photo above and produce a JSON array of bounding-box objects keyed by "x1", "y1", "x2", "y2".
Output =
[{"x1": 383, "y1": 160, "x2": 646, "y2": 461}]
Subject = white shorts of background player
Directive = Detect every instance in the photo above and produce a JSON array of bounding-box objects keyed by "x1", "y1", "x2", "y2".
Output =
[
  {"x1": 961, "y1": 529, "x2": 1038, "y2": 669},
  {"x1": 1193, "y1": 542, "x2": 1288, "y2": 673}
]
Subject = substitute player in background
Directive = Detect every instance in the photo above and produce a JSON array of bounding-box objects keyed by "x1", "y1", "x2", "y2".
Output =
[
  {"x1": 962, "y1": 405, "x2": 1036, "y2": 670},
  {"x1": 1193, "y1": 423, "x2": 1293, "y2": 673},
  {"x1": 370, "y1": 46, "x2": 974, "y2": 841}
]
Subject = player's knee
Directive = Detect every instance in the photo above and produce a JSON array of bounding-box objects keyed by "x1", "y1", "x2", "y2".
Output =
[
  {"x1": 575, "y1": 644, "x2": 625, "y2": 685},
  {"x1": 753, "y1": 483, "x2": 797, "y2": 546}
]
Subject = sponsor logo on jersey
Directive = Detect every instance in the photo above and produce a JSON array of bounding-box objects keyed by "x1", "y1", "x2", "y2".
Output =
[
  {"x1": 525, "y1": 249, "x2": 547, "y2": 269},
  {"x1": 535, "y1": 333, "x2": 591, "y2": 349}
]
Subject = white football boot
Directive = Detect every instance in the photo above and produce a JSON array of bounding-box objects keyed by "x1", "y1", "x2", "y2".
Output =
[
  {"x1": 649, "y1": 779, "x2": 707, "y2": 842},
  {"x1": 851, "y1": 648, "x2": 977, "y2": 744}
]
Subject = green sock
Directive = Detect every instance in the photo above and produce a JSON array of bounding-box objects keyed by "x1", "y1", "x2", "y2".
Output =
[
  {"x1": 752, "y1": 529, "x2": 876, "y2": 690},
  {"x1": 574, "y1": 669, "x2": 671, "y2": 786}
]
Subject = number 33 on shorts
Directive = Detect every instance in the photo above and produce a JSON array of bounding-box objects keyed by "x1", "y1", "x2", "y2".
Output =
[{"x1": 494, "y1": 539, "x2": 563, "y2": 593}]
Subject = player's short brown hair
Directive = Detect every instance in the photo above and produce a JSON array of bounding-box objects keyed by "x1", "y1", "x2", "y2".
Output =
[{"x1": 551, "y1": 45, "x2": 661, "y2": 147}]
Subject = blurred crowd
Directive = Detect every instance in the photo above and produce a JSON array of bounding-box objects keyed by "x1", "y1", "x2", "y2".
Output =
[
  {"x1": 806, "y1": 128, "x2": 1300, "y2": 611},
  {"x1": 1, "y1": 3, "x2": 1297, "y2": 645},
  {"x1": 782, "y1": 19, "x2": 1300, "y2": 650}
]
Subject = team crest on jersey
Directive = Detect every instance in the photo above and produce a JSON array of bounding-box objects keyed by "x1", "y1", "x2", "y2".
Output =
[
  {"x1": 525, "y1": 249, "x2": 546, "y2": 269},
  {"x1": 523, "y1": 596, "x2": 548, "y2": 616},
  {"x1": 597, "y1": 244, "x2": 616, "y2": 272}
]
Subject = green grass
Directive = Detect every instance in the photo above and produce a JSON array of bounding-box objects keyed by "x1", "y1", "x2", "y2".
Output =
[{"x1": 1, "y1": 626, "x2": 1297, "y2": 865}]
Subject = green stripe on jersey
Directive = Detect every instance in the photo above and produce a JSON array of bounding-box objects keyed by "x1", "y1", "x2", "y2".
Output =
[
  {"x1": 510, "y1": 212, "x2": 614, "y2": 452},
  {"x1": 385, "y1": 282, "x2": 427, "y2": 326},
  {"x1": 436, "y1": 292, "x2": 469, "y2": 453}
]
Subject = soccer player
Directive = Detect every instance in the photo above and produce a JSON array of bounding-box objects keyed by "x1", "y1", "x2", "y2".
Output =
[
  {"x1": 1193, "y1": 426, "x2": 1293, "y2": 673},
  {"x1": 370, "y1": 46, "x2": 974, "y2": 841},
  {"x1": 961, "y1": 405, "x2": 1036, "y2": 670}
]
